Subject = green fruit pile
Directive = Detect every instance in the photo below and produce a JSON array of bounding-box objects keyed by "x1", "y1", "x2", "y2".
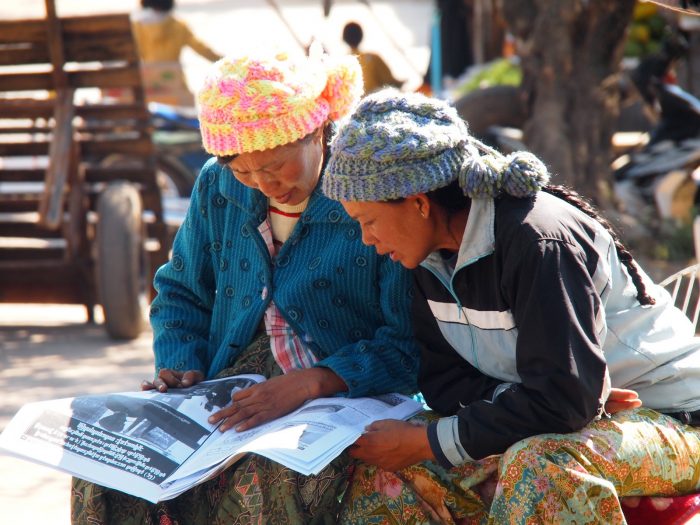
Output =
[
  {"x1": 453, "y1": 58, "x2": 522, "y2": 98},
  {"x1": 625, "y1": 1, "x2": 668, "y2": 57}
]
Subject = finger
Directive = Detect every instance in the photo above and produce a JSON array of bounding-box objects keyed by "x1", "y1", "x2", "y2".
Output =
[
  {"x1": 609, "y1": 388, "x2": 639, "y2": 400},
  {"x1": 181, "y1": 370, "x2": 203, "y2": 387},
  {"x1": 150, "y1": 377, "x2": 170, "y2": 392},
  {"x1": 208, "y1": 403, "x2": 239, "y2": 424},
  {"x1": 232, "y1": 386, "x2": 255, "y2": 402},
  {"x1": 365, "y1": 420, "x2": 390, "y2": 432},
  {"x1": 231, "y1": 411, "x2": 270, "y2": 432},
  {"x1": 141, "y1": 380, "x2": 156, "y2": 391},
  {"x1": 226, "y1": 401, "x2": 268, "y2": 430},
  {"x1": 214, "y1": 402, "x2": 259, "y2": 431},
  {"x1": 157, "y1": 369, "x2": 184, "y2": 388}
]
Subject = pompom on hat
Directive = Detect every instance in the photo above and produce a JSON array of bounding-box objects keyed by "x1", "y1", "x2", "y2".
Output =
[
  {"x1": 322, "y1": 89, "x2": 550, "y2": 202},
  {"x1": 196, "y1": 52, "x2": 363, "y2": 156}
]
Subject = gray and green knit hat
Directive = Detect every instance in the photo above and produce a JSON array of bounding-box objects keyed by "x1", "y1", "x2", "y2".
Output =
[{"x1": 322, "y1": 89, "x2": 550, "y2": 202}]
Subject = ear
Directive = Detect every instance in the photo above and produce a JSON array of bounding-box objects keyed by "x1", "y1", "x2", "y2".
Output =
[{"x1": 409, "y1": 194, "x2": 431, "y2": 219}]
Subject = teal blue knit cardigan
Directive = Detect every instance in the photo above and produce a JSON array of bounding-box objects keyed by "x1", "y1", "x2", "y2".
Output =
[{"x1": 150, "y1": 159, "x2": 419, "y2": 397}]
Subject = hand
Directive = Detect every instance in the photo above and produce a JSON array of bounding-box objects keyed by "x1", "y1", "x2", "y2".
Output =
[
  {"x1": 209, "y1": 367, "x2": 346, "y2": 433},
  {"x1": 141, "y1": 369, "x2": 205, "y2": 392},
  {"x1": 605, "y1": 388, "x2": 642, "y2": 414},
  {"x1": 349, "y1": 419, "x2": 434, "y2": 471}
]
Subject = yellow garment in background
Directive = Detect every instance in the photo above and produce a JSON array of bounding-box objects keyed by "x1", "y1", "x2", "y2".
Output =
[
  {"x1": 131, "y1": 11, "x2": 221, "y2": 106},
  {"x1": 131, "y1": 14, "x2": 220, "y2": 63},
  {"x1": 352, "y1": 49, "x2": 402, "y2": 94}
]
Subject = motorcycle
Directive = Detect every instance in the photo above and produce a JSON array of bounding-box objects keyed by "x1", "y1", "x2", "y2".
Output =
[{"x1": 612, "y1": 34, "x2": 700, "y2": 224}]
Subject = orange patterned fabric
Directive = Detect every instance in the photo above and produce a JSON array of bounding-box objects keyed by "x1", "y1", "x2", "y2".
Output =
[{"x1": 340, "y1": 409, "x2": 700, "y2": 524}]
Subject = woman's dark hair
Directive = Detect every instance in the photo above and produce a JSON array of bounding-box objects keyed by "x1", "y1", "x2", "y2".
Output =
[
  {"x1": 342, "y1": 22, "x2": 364, "y2": 49},
  {"x1": 142, "y1": 0, "x2": 174, "y2": 12},
  {"x1": 216, "y1": 121, "x2": 334, "y2": 166},
  {"x1": 542, "y1": 185, "x2": 656, "y2": 306},
  {"x1": 425, "y1": 180, "x2": 470, "y2": 213},
  {"x1": 421, "y1": 181, "x2": 655, "y2": 307}
]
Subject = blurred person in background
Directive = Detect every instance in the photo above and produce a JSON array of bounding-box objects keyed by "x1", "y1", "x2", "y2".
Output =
[
  {"x1": 342, "y1": 21, "x2": 403, "y2": 94},
  {"x1": 131, "y1": 0, "x2": 222, "y2": 106}
]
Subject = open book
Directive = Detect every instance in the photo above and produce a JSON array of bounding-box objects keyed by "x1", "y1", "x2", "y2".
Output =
[{"x1": 0, "y1": 374, "x2": 422, "y2": 503}]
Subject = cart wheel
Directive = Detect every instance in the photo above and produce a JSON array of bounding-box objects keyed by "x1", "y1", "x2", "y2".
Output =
[
  {"x1": 96, "y1": 182, "x2": 148, "y2": 340},
  {"x1": 157, "y1": 156, "x2": 196, "y2": 198}
]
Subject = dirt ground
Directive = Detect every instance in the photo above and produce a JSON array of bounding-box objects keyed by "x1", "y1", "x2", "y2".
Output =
[{"x1": 0, "y1": 305, "x2": 155, "y2": 525}]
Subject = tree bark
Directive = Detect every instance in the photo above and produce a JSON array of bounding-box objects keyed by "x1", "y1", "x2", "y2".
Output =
[{"x1": 502, "y1": 0, "x2": 635, "y2": 205}]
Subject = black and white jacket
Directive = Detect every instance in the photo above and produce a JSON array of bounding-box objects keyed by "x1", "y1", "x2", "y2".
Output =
[{"x1": 418, "y1": 191, "x2": 700, "y2": 468}]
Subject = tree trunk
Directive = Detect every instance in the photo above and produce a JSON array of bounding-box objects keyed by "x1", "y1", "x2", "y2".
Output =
[{"x1": 502, "y1": 0, "x2": 635, "y2": 205}]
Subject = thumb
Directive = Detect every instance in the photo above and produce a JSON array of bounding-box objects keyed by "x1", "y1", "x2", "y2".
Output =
[{"x1": 366, "y1": 419, "x2": 394, "y2": 432}]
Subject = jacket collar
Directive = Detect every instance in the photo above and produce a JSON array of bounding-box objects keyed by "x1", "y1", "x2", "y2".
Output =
[{"x1": 422, "y1": 197, "x2": 496, "y2": 274}]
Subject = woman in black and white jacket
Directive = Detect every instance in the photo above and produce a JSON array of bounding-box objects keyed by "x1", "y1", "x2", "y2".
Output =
[{"x1": 323, "y1": 89, "x2": 700, "y2": 525}]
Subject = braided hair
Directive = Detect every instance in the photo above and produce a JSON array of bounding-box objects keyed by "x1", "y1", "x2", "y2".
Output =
[{"x1": 541, "y1": 185, "x2": 656, "y2": 306}]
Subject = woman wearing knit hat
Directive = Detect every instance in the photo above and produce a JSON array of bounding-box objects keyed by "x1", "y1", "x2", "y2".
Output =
[
  {"x1": 323, "y1": 89, "x2": 700, "y2": 524},
  {"x1": 71, "y1": 54, "x2": 420, "y2": 524}
]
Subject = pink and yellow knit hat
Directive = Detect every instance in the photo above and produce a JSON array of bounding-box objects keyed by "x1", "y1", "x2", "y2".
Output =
[{"x1": 196, "y1": 52, "x2": 363, "y2": 156}]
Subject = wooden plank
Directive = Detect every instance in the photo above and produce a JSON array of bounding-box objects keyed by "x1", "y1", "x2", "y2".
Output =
[
  {"x1": 0, "y1": 199, "x2": 41, "y2": 213},
  {"x1": 45, "y1": 0, "x2": 68, "y2": 90},
  {"x1": 76, "y1": 103, "x2": 149, "y2": 121},
  {"x1": 81, "y1": 136, "x2": 154, "y2": 157},
  {"x1": 0, "y1": 246, "x2": 65, "y2": 261},
  {"x1": 0, "y1": 66, "x2": 141, "y2": 92},
  {"x1": 0, "y1": 20, "x2": 46, "y2": 44},
  {"x1": 0, "y1": 14, "x2": 132, "y2": 45},
  {"x1": 61, "y1": 14, "x2": 132, "y2": 36},
  {"x1": 76, "y1": 121, "x2": 151, "y2": 133},
  {"x1": 0, "y1": 222, "x2": 63, "y2": 238},
  {"x1": 38, "y1": 87, "x2": 75, "y2": 229},
  {"x1": 0, "y1": 71, "x2": 53, "y2": 92},
  {"x1": 0, "y1": 99, "x2": 151, "y2": 122},
  {"x1": 0, "y1": 45, "x2": 50, "y2": 67},
  {"x1": 0, "y1": 169, "x2": 45, "y2": 182},
  {"x1": 0, "y1": 263, "x2": 90, "y2": 304},
  {"x1": 64, "y1": 34, "x2": 138, "y2": 64},
  {"x1": 0, "y1": 142, "x2": 49, "y2": 156},
  {"x1": 69, "y1": 66, "x2": 142, "y2": 89},
  {"x1": 64, "y1": 151, "x2": 88, "y2": 260},
  {"x1": 0, "y1": 126, "x2": 53, "y2": 134},
  {"x1": 84, "y1": 166, "x2": 154, "y2": 183},
  {"x1": 0, "y1": 98, "x2": 54, "y2": 119}
]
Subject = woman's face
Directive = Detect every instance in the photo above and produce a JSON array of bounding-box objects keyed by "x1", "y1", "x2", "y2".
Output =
[
  {"x1": 342, "y1": 197, "x2": 436, "y2": 269},
  {"x1": 228, "y1": 131, "x2": 323, "y2": 205}
]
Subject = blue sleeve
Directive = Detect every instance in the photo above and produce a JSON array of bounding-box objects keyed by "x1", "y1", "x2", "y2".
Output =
[
  {"x1": 149, "y1": 167, "x2": 217, "y2": 375},
  {"x1": 314, "y1": 256, "x2": 420, "y2": 397}
]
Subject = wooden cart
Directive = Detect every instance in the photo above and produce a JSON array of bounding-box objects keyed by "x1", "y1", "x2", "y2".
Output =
[{"x1": 0, "y1": 2, "x2": 170, "y2": 339}]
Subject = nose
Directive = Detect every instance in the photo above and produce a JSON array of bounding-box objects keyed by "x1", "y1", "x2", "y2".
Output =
[
  {"x1": 250, "y1": 172, "x2": 279, "y2": 196},
  {"x1": 359, "y1": 226, "x2": 376, "y2": 247}
]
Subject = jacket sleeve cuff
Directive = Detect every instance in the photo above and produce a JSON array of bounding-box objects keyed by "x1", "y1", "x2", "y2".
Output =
[{"x1": 427, "y1": 416, "x2": 473, "y2": 469}]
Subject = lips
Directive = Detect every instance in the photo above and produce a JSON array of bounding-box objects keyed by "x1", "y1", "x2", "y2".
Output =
[{"x1": 273, "y1": 191, "x2": 292, "y2": 204}]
